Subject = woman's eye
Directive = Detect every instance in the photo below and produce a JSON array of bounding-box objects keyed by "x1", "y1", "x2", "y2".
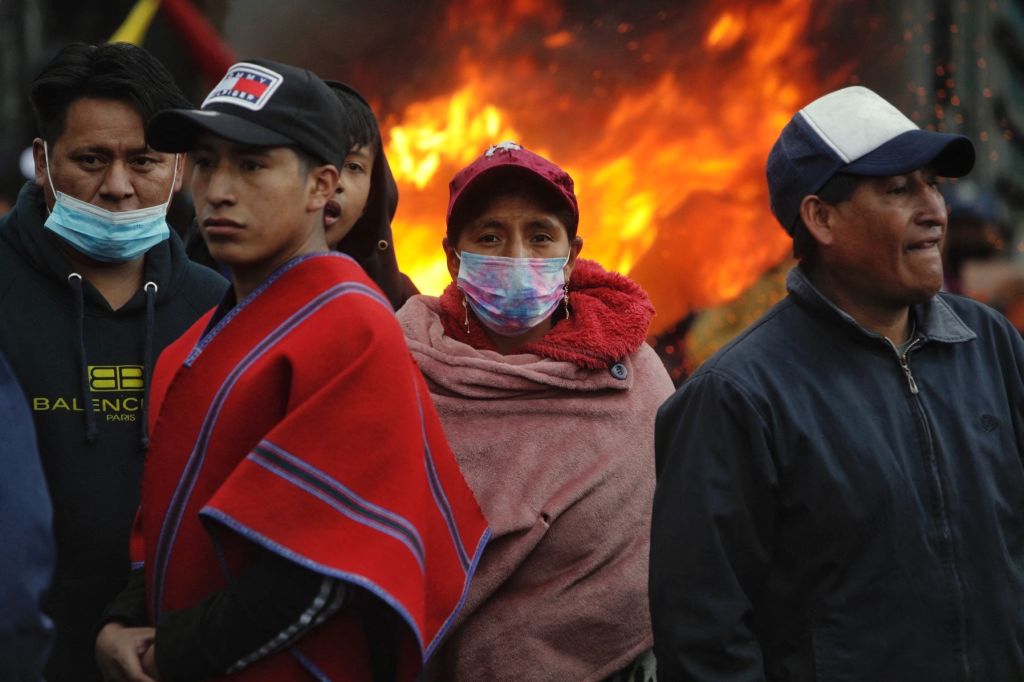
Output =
[
  {"x1": 241, "y1": 160, "x2": 263, "y2": 171},
  {"x1": 346, "y1": 162, "x2": 364, "y2": 173},
  {"x1": 478, "y1": 234, "x2": 500, "y2": 244}
]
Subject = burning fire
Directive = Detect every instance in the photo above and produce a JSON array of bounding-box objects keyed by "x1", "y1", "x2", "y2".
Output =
[{"x1": 384, "y1": 0, "x2": 824, "y2": 334}]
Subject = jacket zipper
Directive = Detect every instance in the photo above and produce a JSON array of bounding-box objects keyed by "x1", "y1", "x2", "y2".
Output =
[
  {"x1": 888, "y1": 337, "x2": 921, "y2": 395},
  {"x1": 898, "y1": 344, "x2": 919, "y2": 394},
  {"x1": 887, "y1": 335, "x2": 973, "y2": 679}
]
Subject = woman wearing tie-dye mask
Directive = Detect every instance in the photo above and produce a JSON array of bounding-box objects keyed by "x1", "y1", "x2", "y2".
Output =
[{"x1": 397, "y1": 142, "x2": 674, "y2": 681}]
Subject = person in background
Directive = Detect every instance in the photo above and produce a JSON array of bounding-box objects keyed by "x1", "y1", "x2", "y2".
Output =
[
  {"x1": 0, "y1": 42, "x2": 226, "y2": 681},
  {"x1": 398, "y1": 141, "x2": 673, "y2": 681},
  {"x1": 324, "y1": 80, "x2": 419, "y2": 309},
  {"x1": 651, "y1": 86, "x2": 1024, "y2": 681},
  {"x1": 96, "y1": 58, "x2": 487, "y2": 681},
  {"x1": 0, "y1": 350, "x2": 55, "y2": 682}
]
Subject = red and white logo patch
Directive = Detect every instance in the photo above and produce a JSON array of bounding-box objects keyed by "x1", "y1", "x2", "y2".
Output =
[{"x1": 203, "y1": 62, "x2": 283, "y2": 112}]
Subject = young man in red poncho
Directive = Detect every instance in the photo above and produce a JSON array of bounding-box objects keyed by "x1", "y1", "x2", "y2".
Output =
[{"x1": 95, "y1": 58, "x2": 489, "y2": 682}]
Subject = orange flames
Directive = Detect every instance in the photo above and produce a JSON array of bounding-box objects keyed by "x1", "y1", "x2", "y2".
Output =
[{"x1": 384, "y1": 0, "x2": 823, "y2": 335}]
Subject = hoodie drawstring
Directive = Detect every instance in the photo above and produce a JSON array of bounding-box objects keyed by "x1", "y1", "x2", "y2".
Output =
[
  {"x1": 141, "y1": 281, "x2": 157, "y2": 451},
  {"x1": 66, "y1": 275, "x2": 158, "y2": 451},
  {"x1": 67, "y1": 273, "x2": 98, "y2": 443}
]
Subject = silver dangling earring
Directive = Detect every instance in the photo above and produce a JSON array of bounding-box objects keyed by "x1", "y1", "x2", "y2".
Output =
[
  {"x1": 462, "y1": 294, "x2": 470, "y2": 334},
  {"x1": 563, "y1": 284, "x2": 571, "y2": 320}
]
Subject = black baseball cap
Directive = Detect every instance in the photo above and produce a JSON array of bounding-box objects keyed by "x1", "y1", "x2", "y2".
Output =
[{"x1": 147, "y1": 59, "x2": 350, "y2": 167}]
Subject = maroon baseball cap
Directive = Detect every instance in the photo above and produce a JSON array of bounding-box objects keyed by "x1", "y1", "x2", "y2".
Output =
[{"x1": 446, "y1": 141, "x2": 579, "y2": 232}]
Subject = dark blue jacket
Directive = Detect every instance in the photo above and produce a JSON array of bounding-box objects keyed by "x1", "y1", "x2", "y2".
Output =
[
  {"x1": 0, "y1": 350, "x2": 54, "y2": 681},
  {"x1": 651, "y1": 267, "x2": 1024, "y2": 681}
]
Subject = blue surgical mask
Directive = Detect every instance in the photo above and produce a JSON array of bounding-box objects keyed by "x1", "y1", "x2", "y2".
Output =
[
  {"x1": 457, "y1": 251, "x2": 569, "y2": 337},
  {"x1": 42, "y1": 142, "x2": 177, "y2": 263}
]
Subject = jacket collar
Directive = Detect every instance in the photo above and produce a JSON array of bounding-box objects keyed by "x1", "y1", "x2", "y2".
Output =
[{"x1": 787, "y1": 265, "x2": 976, "y2": 344}]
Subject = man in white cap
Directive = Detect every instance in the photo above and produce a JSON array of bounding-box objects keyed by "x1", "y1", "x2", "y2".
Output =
[{"x1": 650, "y1": 86, "x2": 1024, "y2": 681}]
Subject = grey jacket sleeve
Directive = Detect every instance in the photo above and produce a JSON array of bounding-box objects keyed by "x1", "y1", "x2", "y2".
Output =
[{"x1": 649, "y1": 370, "x2": 777, "y2": 682}]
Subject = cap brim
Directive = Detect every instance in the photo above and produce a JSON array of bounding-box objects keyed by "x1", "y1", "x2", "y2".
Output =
[
  {"x1": 843, "y1": 129, "x2": 975, "y2": 178},
  {"x1": 147, "y1": 108, "x2": 295, "y2": 153}
]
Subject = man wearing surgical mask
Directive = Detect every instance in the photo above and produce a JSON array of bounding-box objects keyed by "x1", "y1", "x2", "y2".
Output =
[{"x1": 0, "y1": 42, "x2": 226, "y2": 681}]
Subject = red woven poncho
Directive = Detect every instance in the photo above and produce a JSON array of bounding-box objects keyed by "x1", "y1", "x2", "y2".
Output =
[{"x1": 134, "y1": 253, "x2": 488, "y2": 680}]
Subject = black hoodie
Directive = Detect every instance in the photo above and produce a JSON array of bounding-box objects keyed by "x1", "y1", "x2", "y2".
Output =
[
  {"x1": 0, "y1": 182, "x2": 228, "y2": 681},
  {"x1": 186, "y1": 146, "x2": 419, "y2": 310}
]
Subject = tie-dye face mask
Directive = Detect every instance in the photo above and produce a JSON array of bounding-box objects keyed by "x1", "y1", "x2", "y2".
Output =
[{"x1": 457, "y1": 251, "x2": 568, "y2": 337}]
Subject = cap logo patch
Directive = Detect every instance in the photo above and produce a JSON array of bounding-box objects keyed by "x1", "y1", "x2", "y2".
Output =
[
  {"x1": 203, "y1": 62, "x2": 283, "y2": 112},
  {"x1": 485, "y1": 141, "x2": 522, "y2": 157}
]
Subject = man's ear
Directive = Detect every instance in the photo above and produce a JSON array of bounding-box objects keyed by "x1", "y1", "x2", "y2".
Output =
[
  {"x1": 172, "y1": 154, "x2": 185, "y2": 193},
  {"x1": 32, "y1": 138, "x2": 47, "y2": 188},
  {"x1": 798, "y1": 195, "x2": 836, "y2": 247},
  {"x1": 307, "y1": 164, "x2": 341, "y2": 213},
  {"x1": 442, "y1": 236, "x2": 460, "y2": 282}
]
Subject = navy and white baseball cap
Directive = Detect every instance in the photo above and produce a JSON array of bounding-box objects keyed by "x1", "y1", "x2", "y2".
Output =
[
  {"x1": 147, "y1": 59, "x2": 350, "y2": 168},
  {"x1": 767, "y1": 86, "x2": 975, "y2": 234}
]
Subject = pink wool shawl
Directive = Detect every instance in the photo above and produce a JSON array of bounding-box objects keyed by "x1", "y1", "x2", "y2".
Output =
[{"x1": 397, "y1": 260, "x2": 675, "y2": 681}]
